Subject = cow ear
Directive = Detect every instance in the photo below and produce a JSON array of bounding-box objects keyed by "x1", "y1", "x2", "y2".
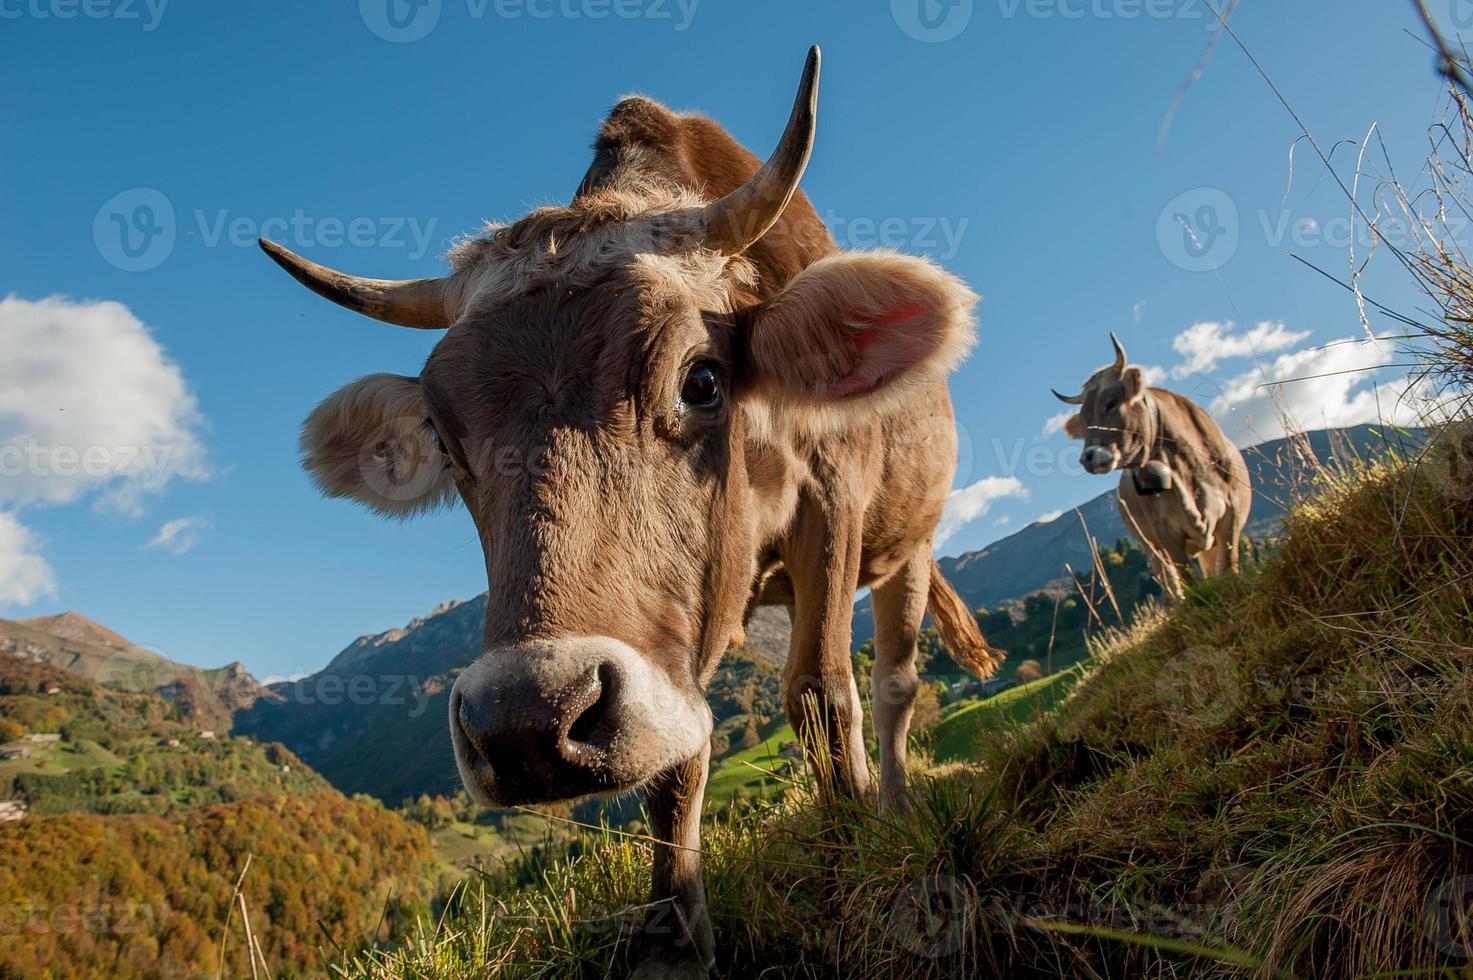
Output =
[
  {"x1": 743, "y1": 251, "x2": 977, "y2": 426},
  {"x1": 300, "y1": 374, "x2": 457, "y2": 518},
  {"x1": 1064, "y1": 413, "x2": 1085, "y2": 440},
  {"x1": 1121, "y1": 366, "x2": 1147, "y2": 403}
]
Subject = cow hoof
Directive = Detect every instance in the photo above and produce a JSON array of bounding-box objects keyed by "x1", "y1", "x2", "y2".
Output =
[{"x1": 629, "y1": 952, "x2": 710, "y2": 980}]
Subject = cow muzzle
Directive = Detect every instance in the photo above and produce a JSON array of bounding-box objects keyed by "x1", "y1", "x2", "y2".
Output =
[
  {"x1": 1081, "y1": 445, "x2": 1121, "y2": 475},
  {"x1": 449, "y1": 636, "x2": 711, "y2": 806}
]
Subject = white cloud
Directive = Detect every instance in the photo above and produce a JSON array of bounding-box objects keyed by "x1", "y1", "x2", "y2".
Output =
[
  {"x1": 0, "y1": 513, "x2": 57, "y2": 607},
  {"x1": 1208, "y1": 334, "x2": 1446, "y2": 445},
  {"x1": 1170, "y1": 320, "x2": 1311, "y2": 380},
  {"x1": 1141, "y1": 363, "x2": 1168, "y2": 387},
  {"x1": 1035, "y1": 509, "x2": 1064, "y2": 525},
  {"x1": 0, "y1": 295, "x2": 209, "y2": 516},
  {"x1": 0, "y1": 296, "x2": 209, "y2": 603},
  {"x1": 1132, "y1": 300, "x2": 1148, "y2": 323},
  {"x1": 934, "y1": 476, "x2": 1028, "y2": 548},
  {"x1": 145, "y1": 516, "x2": 211, "y2": 556},
  {"x1": 1042, "y1": 410, "x2": 1075, "y2": 436}
]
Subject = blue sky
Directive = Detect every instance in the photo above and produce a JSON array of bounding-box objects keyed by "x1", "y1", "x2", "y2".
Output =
[{"x1": 0, "y1": 0, "x2": 1464, "y2": 678}]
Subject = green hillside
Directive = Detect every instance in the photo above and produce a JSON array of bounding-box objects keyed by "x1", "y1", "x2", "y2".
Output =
[
  {"x1": 925, "y1": 663, "x2": 1085, "y2": 763},
  {"x1": 337, "y1": 428, "x2": 1473, "y2": 978},
  {"x1": 0, "y1": 659, "x2": 325, "y2": 816},
  {"x1": 0, "y1": 658, "x2": 440, "y2": 978}
]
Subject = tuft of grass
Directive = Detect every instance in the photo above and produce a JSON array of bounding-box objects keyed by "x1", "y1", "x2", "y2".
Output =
[{"x1": 339, "y1": 435, "x2": 1473, "y2": 979}]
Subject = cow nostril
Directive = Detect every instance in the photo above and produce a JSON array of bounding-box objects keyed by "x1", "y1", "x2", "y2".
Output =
[
  {"x1": 562, "y1": 661, "x2": 617, "y2": 760},
  {"x1": 451, "y1": 688, "x2": 490, "y2": 762}
]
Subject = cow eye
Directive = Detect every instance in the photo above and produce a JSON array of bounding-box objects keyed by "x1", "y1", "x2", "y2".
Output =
[
  {"x1": 680, "y1": 363, "x2": 721, "y2": 411},
  {"x1": 1104, "y1": 398, "x2": 1120, "y2": 413}
]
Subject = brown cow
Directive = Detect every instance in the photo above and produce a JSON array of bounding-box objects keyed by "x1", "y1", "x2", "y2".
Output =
[
  {"x1": 262, "y1": 48, "x2": 1001, "y2": 977},
  {"x1": 1053, "y1": 334, "x2": 1252, "y2": 600}
]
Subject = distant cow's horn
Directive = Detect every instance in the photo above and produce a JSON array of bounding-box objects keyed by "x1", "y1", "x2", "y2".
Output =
[
  {"x1": 697, "y1": 45, "x2": 820, "y2": 256},
  {"x1": 1110, "y1": 332, "x2": 1128, "y2": 371},
  {"x1": 258, "y1": 238, "x2": 464, "y2": 329},
  {"x1": 1052, "y1": 388, "x2": 1085, "y2": 405}
]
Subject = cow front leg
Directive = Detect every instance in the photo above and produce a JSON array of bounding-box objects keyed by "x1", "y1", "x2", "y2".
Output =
[
  {"x1": 630, "y1": 747, "x2": 713, "y2": 979},
  {"x1": 869, "y1": 545, "x2": 929, "y2": 811},
  {"x1": 781, "y1": 506, "x2": 870, "y2": 799}
]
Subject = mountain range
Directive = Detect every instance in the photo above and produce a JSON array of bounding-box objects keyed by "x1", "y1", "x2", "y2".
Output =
[
  {"x1": 7, "y1": 424, "x2": 1415, "y2": 805},
  {"x1": 0, "y1": 612, "x2": 279, "y2": 731}
]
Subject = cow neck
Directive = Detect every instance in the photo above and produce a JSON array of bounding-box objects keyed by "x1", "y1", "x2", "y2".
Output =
[{"x1": 1128, "y1": 393, "x2": 1172, "y2": 496}]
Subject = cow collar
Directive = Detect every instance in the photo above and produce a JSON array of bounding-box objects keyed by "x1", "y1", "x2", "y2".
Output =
[{"x1": 1128, "y1": 394, "x2": 1172, "y2": 496}]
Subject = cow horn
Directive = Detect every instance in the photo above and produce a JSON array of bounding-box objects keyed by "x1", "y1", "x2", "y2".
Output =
[
  {"x1": 1052, "y1": 388, "x2": 1085, "y2": 406},
  {"x1": 1110, "y1": 332, "x2": 1128, "y2": 371},
  {"x1": 258, "y1": 238, "x2": 462, "y2": 329},
  {"x1": 697, "y1": 46, "x2": 820, "y2": 256}
]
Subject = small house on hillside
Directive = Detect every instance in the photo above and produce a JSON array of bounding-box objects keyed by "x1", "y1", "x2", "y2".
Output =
[
  {"x1": 198, "y1": 730, "x2": 215, "y2": 740},
  {"x1": 1, "y1": 748, "x2": 30, "y2": 761},
  {"x1": 0, "y1": 801, "x2": 26, "y2": 822},
  {"x1": 22, "y1": 733, "x2": 60, "y2": 744}
]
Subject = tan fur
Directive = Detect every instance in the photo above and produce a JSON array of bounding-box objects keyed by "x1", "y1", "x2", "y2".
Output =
[
  {"x1": 745, "y1": 251, "x2": 978, "y2": 438},
  {"x1": 926, "y1": 557, "x2": 1005, "y2": 678},
  {"x1": 291, "y1": 89, "x2": 994, "y2": 978},
  {"x1": 299, "y1": 373, "x2": 456, "y2": 518}
]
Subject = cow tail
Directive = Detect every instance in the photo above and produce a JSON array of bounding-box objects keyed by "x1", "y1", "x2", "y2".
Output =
[{"x1": 927, "y1": 558, "x2": 1006, "y2": 679}]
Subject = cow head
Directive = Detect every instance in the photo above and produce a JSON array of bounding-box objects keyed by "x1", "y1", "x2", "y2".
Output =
[
  {"x1": 264, "y1": 48, "x2": 978, "y2": 806},
  {"x1": 1053, "y1": 333, "x2": 1153, "y2": 475}
]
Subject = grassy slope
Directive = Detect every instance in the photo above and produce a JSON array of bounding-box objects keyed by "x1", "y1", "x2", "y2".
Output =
[
  {"x1": 705, "y1": 721, "x2": 799, "y2": 805},
  {"x1": 340, "y1": 440, "x2": 1473, "y2": 978},
  {"x1": 925, "y1": 664, "x2": 1085, "y2": 763}
]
